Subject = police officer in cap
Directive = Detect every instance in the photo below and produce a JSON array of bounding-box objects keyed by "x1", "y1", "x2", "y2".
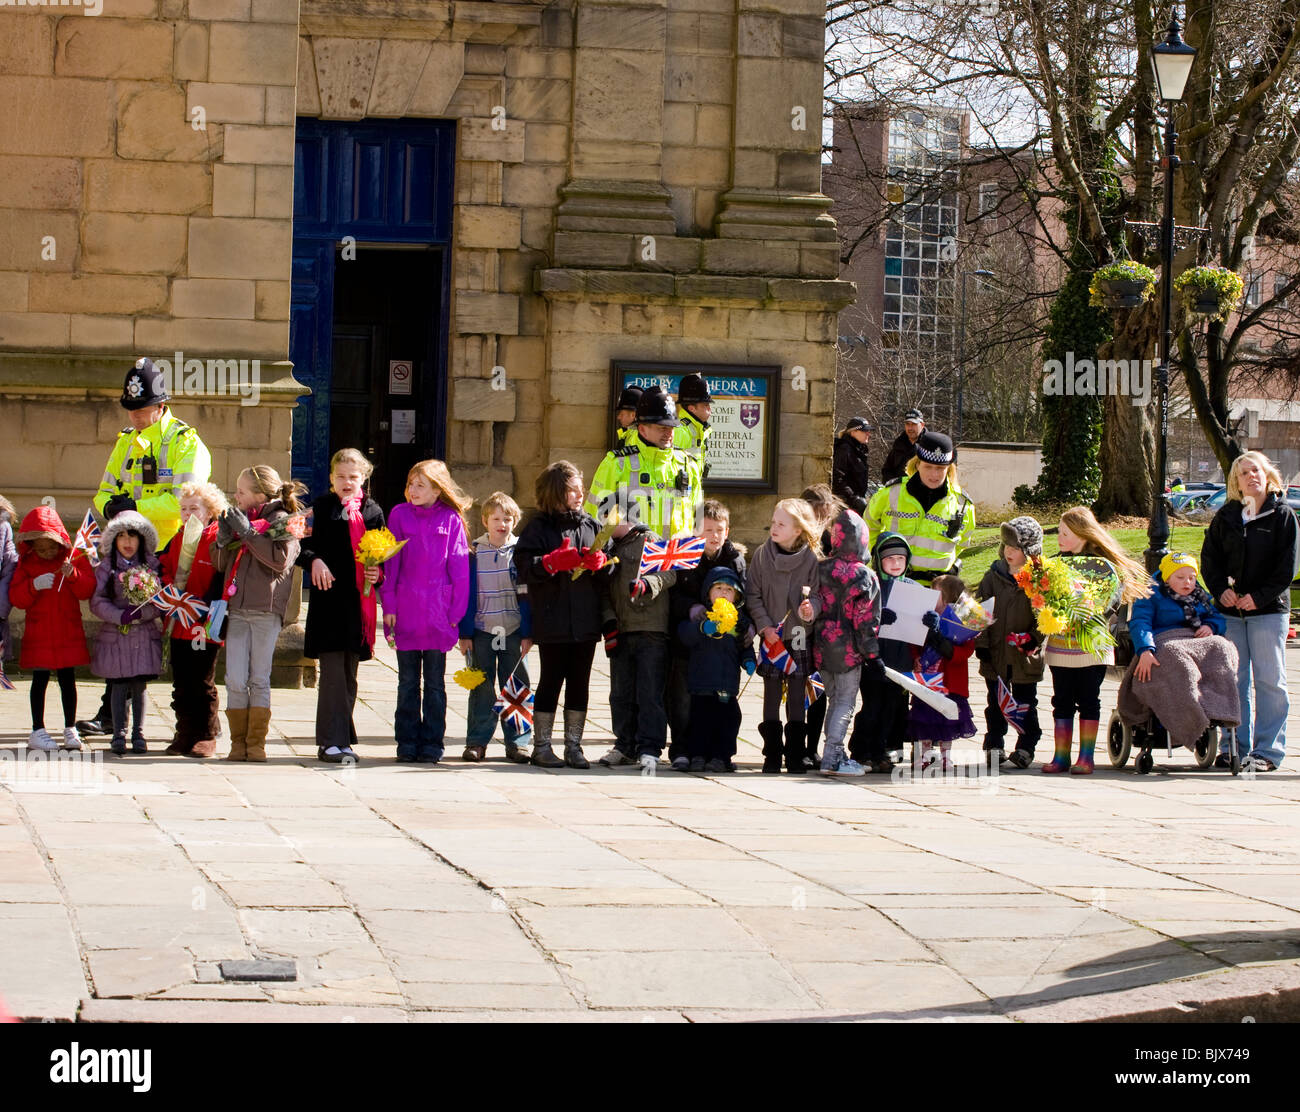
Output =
[
  {"x1": 79, "y1": 358, "x2": 213, "y2": 736},
  {"x1": 673, "y1": 372, "x2": 712, "y2": 482},
  {"x1": 615, "y1": 384, "x2": 644, "y2": 446},
  {"x1": 867, "y1": 429, "x2": 975, "y2": 584},
  {"x1": 881, "y1": 407, "x2": 926, "y2": 483},
  {"x1": 832, "y1": 416, "x2": 874, "y2": 513},
  {"x1": 586, "y1": 385, "x2": 696, "y2": 540}
]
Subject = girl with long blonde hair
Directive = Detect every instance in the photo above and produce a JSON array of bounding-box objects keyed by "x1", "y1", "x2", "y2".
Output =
[
  {"x1": 1040, "y1": 507, "x2": 1151, "y2": 774},
  {"x1": 745, "y1": 497, "x2": 822, "y2": 772}
]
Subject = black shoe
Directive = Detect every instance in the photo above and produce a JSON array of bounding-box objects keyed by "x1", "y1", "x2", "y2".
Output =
[
  {"x1": 1005, "y1": 750, "x2": 1032, "y2": 769},
  {"x1": 110, "y1": 738, "x2": 127, "y2": 756},
  {"x1": 131, "y1": 738, "x2": 147, "y2": 754},
  {"x1": 416, "y1": 750, "x2": 442, "y2": 764},
  {"x1": 396, "y1": 752, "x2": 419, "y2": 764},
  {"x1": 1213, "y1": 753, "x2": 1232, "y2": 769},
  {"x1": 758, "y1": 721, "x2": 784, "y2": 774},
  {"x1": 76, "y1": 718, "x2": 108, "y2": 737},
  {"x1": 318, "y1": 747, "x2": 345, "y2": 763}
]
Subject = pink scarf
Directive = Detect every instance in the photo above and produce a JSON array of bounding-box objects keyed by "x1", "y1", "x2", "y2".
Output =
[
  {"x1": 223, "y1": 505, "x2": 269, "y2": 602},
  {"x1": 343, "y1": 495, "x2": 376, "y2": 651}
]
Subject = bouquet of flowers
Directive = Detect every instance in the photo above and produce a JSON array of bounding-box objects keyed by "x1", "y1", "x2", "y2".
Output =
[
  {"x1": 118, "y1": 566, "x2": 162, "y2": 634},
  {"x1": 1014, "y1": 556, "x2": 1115, "y2": 655},
  {"x1": 453, "y1": 667, "x2": 486, "y2": 691},
  {"x1": 937, "y1": 592, "x2": 992, "y2": 644},
  {"x1": 354, "y1": 528, "x2": 407, "y2": 596},
  {"x1": 705, "y1": 597, "x2": 738, "y2": 636},
  {"x1": 120, "y1": 565, "x2": 162, "y2": 606}
]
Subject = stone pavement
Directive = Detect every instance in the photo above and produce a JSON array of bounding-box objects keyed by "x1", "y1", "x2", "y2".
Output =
[{"x1": 2, "y1": 638, "x2": 1299, "y2": 1022}]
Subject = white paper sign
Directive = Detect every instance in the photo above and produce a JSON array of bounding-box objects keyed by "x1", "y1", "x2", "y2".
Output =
[
  {"x1": 391, "y1": 409, "x2": 416, "y2": 444},
  {"x1": 879, "y1": 579, "x2": 942, "y2": 646}
]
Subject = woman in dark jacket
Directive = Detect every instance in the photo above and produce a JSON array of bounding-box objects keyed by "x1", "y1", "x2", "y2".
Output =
[
  {"x1": 296, "y1": 448, "x2": 386, "y2": 763},
  {"x1": 513, "y1": 461, "x2": 610, "y2": 768},
  {"x1": 1201, "y1": 451, "x2": 1298, "y2": 771},
  {"x1": 831, "y1": 418, "x2": 873, "y2": 513}
]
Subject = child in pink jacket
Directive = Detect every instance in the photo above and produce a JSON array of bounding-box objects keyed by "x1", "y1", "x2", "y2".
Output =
[{"x1": 379, "y1": 460, "x2": 471, "y2": 763}]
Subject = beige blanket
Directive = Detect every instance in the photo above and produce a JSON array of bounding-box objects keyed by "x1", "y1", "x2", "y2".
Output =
[{"x1": 1117, "y1": 628, "x2": 1241, "y2": 748}]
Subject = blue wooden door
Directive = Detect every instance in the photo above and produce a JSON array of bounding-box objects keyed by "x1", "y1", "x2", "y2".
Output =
[{"x1": 290, "y1": 118, "x2": 455, "y2": 499}]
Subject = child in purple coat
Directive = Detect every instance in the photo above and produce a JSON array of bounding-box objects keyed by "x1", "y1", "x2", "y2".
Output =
[
  {"x1": 379, "y1": 460, "x2": 472, "y2": 763},
  {"x1": 90, "y1": 511, "x2": 163, "y2": 755}
]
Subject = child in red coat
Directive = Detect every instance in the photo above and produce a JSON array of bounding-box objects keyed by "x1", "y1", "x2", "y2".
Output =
[
  {"x1": 159, "y1": 482, "x2": 228, "y2": 757},
  {"x1": 907, "y1": 574, "x2": 977, "y2": 772},
  {"x1": 8, "y1": 506, "x2": 95, "y2": 751}
]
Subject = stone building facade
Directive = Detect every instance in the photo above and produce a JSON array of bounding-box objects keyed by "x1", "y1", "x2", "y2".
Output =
[{"x1": 0, "y1": 0, "x2": 853, "y2": 565}]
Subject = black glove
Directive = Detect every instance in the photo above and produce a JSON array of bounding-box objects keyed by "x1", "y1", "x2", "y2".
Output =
[
  {"x1": 120, "y1": 605, "x2": 142, "y2": 624},
  {"x1": 223, "y1": 507, "x2": 252, "y2": 538},
  {"x1": 975, "y1": 647, "x2": 991, "y2": 664},
  {"x1": 880, "y1": 607, "x2": 897, "y2": 626},
  {"x1": 104, "y1": 493, "x2": 136, "y2": 519},
  {"x1": 922, "y1": 610, "x2": 941, "y2": 631},
  {"x1": 863, "y1": 655, "x2": 885, "y2": 680}
]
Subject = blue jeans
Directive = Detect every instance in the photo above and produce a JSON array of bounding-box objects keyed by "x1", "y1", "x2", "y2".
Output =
[
  {"x1": 1222, "y1": 613, "x2": 1289, "y2": 766},
  {"x1": 819, "y1": 667, "x2": 860, "y2": 767},
  {"x1": 396, "y1": 649, "x2": 447, "y2": 759},
  {"x1": 466, "y1": 629, "x2": 529, "y2": 747},
  {"x1": 609, "y1": 631, "x2": 669, "y2": 757}
]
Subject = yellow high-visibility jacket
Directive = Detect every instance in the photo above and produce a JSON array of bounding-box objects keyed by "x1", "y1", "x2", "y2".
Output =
[
  {"x1": 866, "y1": 476, "x2": 976, "y2": 581},
  {"x1": 585, "y1": 434, "x2": 696, "y2": 540},
  {"x1": 94, "y1": 408, "x2": 212, "y2": 548}
]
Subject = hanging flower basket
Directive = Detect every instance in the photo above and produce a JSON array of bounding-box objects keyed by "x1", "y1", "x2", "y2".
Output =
[
  {"x1": 1089, "y1": 261, "x2": 1158, "y2": 309},
  {"x1": 1173, "y1": 265, "x2": 1244, "y2": 323}
]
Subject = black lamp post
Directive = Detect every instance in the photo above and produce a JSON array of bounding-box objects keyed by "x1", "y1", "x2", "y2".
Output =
[
  {"x1": 955, "y1": 267, "x2": 995, "y2": 442},
  {"x1": 1144, "y1": 9, "x2": 1197, "y2": 574}
]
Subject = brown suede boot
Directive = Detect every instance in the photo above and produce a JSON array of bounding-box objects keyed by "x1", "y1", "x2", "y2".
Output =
[
  {"x1": 245, "y1": 706, "x2": 271, "y2": 763},
  {"x1": 224, "y1": 707, "x2": 249, "y2": 761},
  {"x1": 189, "y1": 738, "x2": 216, "y2": 758}
]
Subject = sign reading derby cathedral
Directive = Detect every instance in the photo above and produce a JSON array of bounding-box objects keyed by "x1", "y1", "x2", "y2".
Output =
[{"x1": 610, "y1": 362, "x2": 780, "y2": 493}]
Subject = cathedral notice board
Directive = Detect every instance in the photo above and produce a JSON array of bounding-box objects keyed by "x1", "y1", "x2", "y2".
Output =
[{"x1": 610, "y1": 361, "x2": 780, "y2": 494}]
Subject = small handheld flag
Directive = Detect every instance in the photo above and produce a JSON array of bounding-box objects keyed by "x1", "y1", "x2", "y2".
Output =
[
  {"x1": 911, "y1": 670, "x2": 947, "y2": 694},
  {"x1": 996, "y1": 677, "x2": 1028, "y2": 736},
  {"x1": 636, "y1": 534, "x2": 706, "y2": 579},
  {"x1": 0, "y1": 666, "x2": 14, "y2": 692},
  {"x1": 494, "y1": 672, "x2": 534, "y2": 733},
  {"x1": 761, "y1": 623, "x2": 798, "y2": 675},
  {"x1": 73, "y1": 509, "x2": 102, "y2": 568},
  {"x1": 150, "y1": 585, "x2": 209, "y2": 631},
  {"x1": 804, "y1": 671, "x2": 824, "y2": 710}
]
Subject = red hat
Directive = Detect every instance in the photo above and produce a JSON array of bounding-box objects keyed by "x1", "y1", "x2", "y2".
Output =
[{"x1": 16, "y1": 505, "x2": 72, "y2": 555}]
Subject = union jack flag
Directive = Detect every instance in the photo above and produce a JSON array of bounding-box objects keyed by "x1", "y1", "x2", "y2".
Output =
[
  {"x1": 73, "y1": 509, "x2": 101, "y2": 567},
  {"x1": 494, "y1": 672, "x2": 534, "y2": 733},
  {"x1": 151, "y1": 584, "x2": 209, "y2": 630},
  {"x1": 636, "y1": 533, "x2": 706, "y2": 579},
  {"x1": 0, "y1": 666, "x2": 14, "y2": 692},
  {"x1": 804, "y1": 671, "x2": 824, "y2": 709},
  {"x1": 761, "y1": 623, "x2": 798, "y2": 675},
  {"x1": 911, "y1": 670, "x2": 947, "y2": 694},
  {"x1": 996, "y1": 677, "x2": 1028, "y2": 736}
]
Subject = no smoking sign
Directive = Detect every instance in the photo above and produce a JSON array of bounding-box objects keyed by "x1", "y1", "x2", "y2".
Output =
[{"x1": 388, "y1": 360, "x2": 413, "y2": 395}]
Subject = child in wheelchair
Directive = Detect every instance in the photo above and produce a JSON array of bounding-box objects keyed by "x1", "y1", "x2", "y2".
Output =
[{"x1": 1117, "y1": 553, "x2": 1240, "y2": 766}]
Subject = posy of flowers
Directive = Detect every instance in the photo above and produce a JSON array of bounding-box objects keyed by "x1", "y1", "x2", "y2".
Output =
[
  {"x1": 1014, "y1": 556, "x2": 1115, "y2": 655},
  {"x1": 119, "y1": 565, "x2": 162, "y2": 606}
]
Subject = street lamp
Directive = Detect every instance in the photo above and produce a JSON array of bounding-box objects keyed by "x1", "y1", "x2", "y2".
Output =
[
  {"x1": 955, "y1": 268, "x2": 995, "y2": 442},
  {"x1": 1144, "y1": 9, "x2": 1197, "y2": 574}
]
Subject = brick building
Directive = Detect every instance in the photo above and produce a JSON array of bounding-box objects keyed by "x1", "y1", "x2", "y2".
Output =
[{"x1": 0, "y1": 0, "x2": 854, "y2": 554}]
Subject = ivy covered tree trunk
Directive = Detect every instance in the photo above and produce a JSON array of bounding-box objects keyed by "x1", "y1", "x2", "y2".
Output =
[
  {"x1": 1094, "y1": 309, "x2": 1160, "y2": 517},
  {"x1": 1017, "y1": 269, "x2": 1108, "y2": 505}
]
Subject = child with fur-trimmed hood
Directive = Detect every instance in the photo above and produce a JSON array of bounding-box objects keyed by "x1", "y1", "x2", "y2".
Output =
[
  {"x1": 798, "y1": 507, "x2": 882, "y2": 775},
  {"x1": 91, "y1": 510, "x2": 163, "y2": 754}
]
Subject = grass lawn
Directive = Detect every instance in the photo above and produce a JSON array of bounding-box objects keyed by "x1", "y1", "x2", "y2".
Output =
[{"x1": 957, "y1": 523, "x2": 1209, "y2": 589}]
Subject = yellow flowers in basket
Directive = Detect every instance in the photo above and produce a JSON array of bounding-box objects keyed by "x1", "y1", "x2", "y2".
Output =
[{"x1": 354, "y1": 528, "x2": 407, "y2": 596}]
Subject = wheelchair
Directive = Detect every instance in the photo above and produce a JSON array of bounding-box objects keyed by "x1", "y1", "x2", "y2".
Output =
[{"x1": 1104, "y1": 620, "x2": 1241, "y2": 776}]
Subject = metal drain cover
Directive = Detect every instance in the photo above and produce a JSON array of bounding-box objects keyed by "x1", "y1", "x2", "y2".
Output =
[{"x1": 219, "y1": 959, "x2": 297, "y2": 982}]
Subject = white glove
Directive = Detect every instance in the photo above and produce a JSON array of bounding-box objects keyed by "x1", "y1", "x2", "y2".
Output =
[{"x1": 33, "y1": 573, "x2": 55, "y2": 591}]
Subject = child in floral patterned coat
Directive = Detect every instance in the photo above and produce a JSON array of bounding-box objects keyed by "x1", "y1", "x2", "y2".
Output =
[{"x1": 798, "y1": 507, "x2": 883, "y2": 776}]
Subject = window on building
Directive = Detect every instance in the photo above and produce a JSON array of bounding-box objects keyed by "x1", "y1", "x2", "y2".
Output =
[
  {"x1": 1245, "y1": 273, "x2": 1262, "y2": 309},
  {"x1": 978, "y1": 182, "x2": 998, "y2": 218},
  {"x1": 1274, "y1": 274, "x2": 1290, "y2": 307}
]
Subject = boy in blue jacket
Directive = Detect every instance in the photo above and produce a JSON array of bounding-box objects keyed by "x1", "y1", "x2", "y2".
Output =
[
  {"x1": 457, "y1": 493, "x2": 533, "y2": 762},
  {"x1": 1129, "y1": 552, "x2": 1226, "y2": 684},
  {"x1": 677, "y1": 567, "x2": 756, "y2": 772}
]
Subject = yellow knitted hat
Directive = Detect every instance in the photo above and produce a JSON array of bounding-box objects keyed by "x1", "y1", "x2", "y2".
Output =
[{"x1": 1159, "y1": 551, "x2": 1199, "y2": 581}]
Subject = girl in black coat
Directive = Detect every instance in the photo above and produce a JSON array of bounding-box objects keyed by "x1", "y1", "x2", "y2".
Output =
[
  {"x1": 296, "y1": 448, "x2": 386, "y2": 763},
  {"x1": 513, "y1": 461, "x2": 611, "y2": 768}
]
